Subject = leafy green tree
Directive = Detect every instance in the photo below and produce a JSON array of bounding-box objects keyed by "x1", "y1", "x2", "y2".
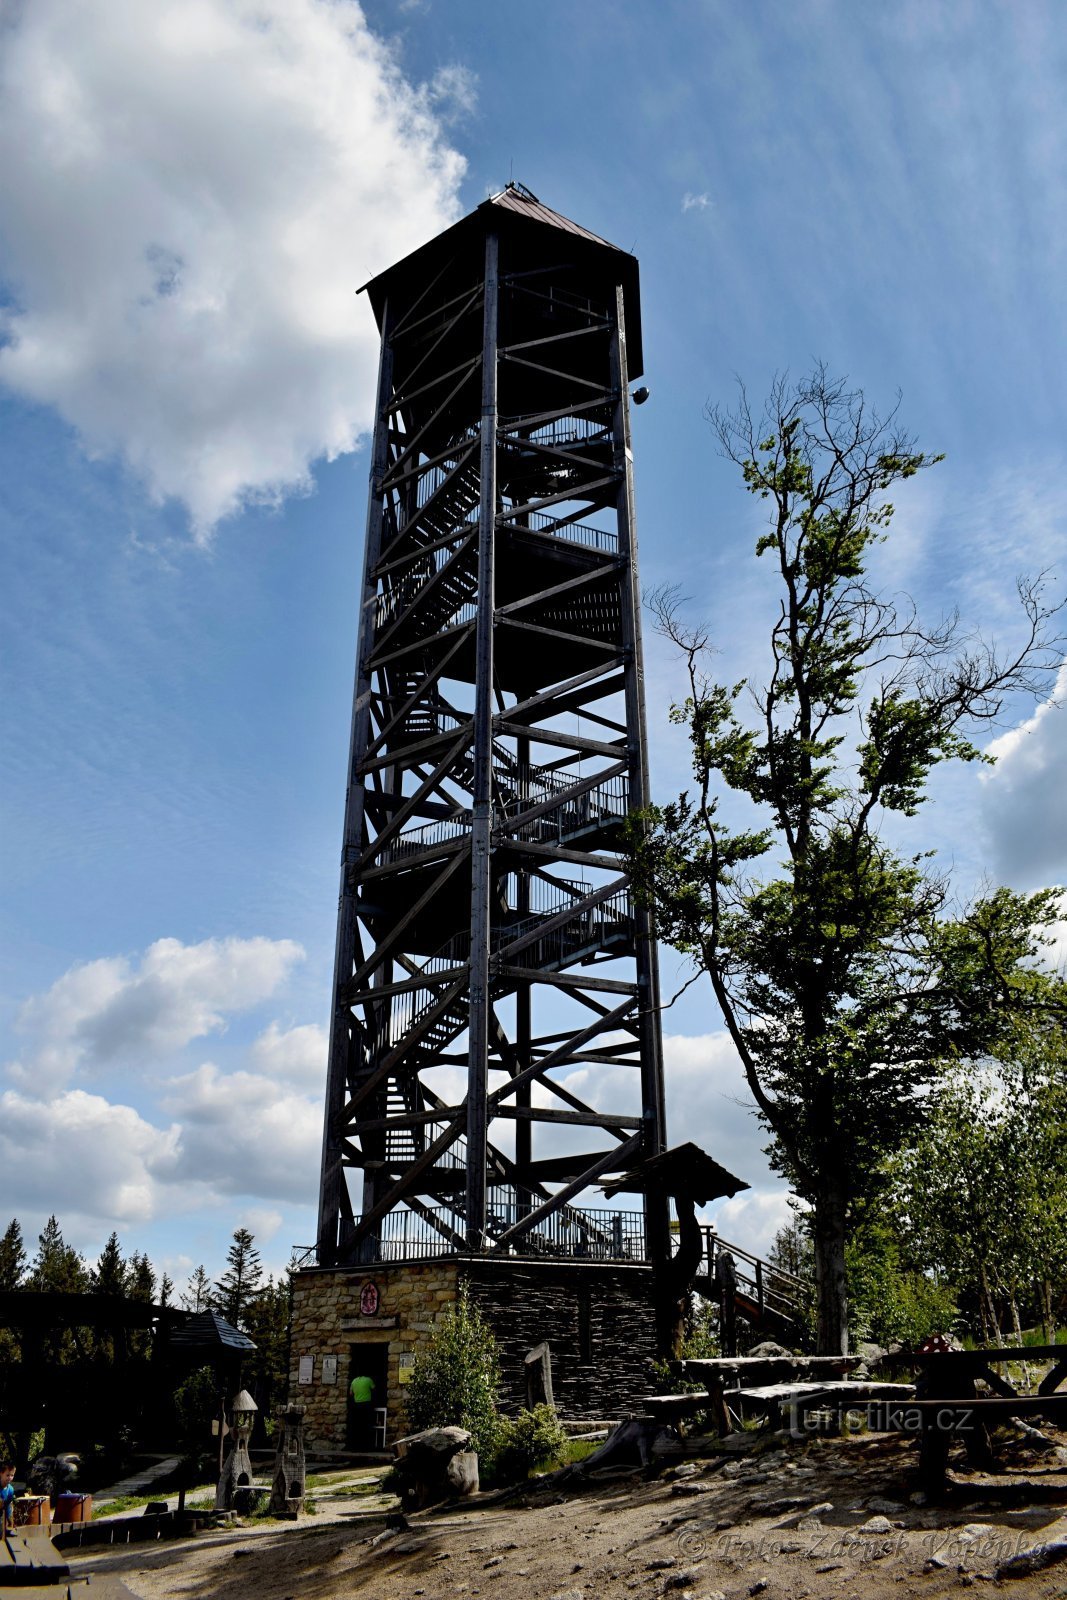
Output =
[
  {"x1": 628, "y1": 368, "x2": 1064, "y2": 1352},
  {"x1": 406, "y1": 1286, "x2": 500, "y2": 1460},
  {"x1": 214, "y1": 1229, "x2": 263, "y2": 1329},
  {"x1": 892, "y1": 1037, "x2": 1067, "y2": 1343}
]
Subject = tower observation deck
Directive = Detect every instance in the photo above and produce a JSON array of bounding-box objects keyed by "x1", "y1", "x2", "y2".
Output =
[{"x1": 316, "y1": 184, "x2": 667, "y2": 1270}]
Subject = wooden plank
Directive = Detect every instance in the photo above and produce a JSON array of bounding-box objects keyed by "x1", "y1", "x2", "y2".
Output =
[{"x1": 494, "y1": 1105, "x2": 641, "y2": 1129}]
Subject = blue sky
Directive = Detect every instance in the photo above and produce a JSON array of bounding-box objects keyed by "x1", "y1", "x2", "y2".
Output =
[{"x1": 1, "y1": 0, "x2": 1064, "y2": 1294}]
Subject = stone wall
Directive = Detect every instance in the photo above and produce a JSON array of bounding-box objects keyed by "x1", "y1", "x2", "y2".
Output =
[
  {"x1": 290, "y1": 1255, "x2": 660, "y2": 1452},
  {"x1": 289, "y1": 1260, "x2": 458, "y2": 1448},
  {"x1": 460, "y1": 1258, "x2": 659, "y2": 1417}
]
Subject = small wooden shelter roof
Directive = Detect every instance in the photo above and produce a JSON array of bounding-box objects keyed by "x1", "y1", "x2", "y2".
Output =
[
  {"x1": 168, "y1": 1308, "x2": 257, "y2": 1353},
  {"x1": 601, "y1": 1142, "x2": 749, "y2": 1205}
]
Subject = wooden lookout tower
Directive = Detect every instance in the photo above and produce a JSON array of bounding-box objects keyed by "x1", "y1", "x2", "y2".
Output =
[{"x1": 315, "y1": 183, "x2": 668, "y2": 1284}]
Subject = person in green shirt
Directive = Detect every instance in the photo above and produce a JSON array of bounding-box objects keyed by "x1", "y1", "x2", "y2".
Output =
[{"x1": 348, "y1": 1370, "x2": 375, "y2": 1450}]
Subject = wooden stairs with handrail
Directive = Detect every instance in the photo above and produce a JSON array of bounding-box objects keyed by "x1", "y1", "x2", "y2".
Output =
[{"x1": 690, "y1": 1226, "x2": 810, "y2": 1353}]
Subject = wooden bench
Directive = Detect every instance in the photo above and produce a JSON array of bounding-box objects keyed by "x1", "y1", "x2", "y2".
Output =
[
  {"x1": 644, "y1": 1391, "x2": 714, "y2": 1421},
  {"x1": 868, "y1": 1394, "x2": 1067, "y2": 1495},
  {"x1": 736, "y1": 1379, "x2": 917, "y2": 1431}
]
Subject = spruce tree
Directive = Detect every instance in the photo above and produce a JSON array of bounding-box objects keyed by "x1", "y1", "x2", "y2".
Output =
[
  {"x1": 0, "y1": 1219, "x2": 25, "y2": 1363},
  {"x1": 91, "y1": 1233, "x2": 128, "y2": 1295},
  {"x1": 0, "y1": 1220, "x2": 26, "y2": 1291},
  {"x1": 214, "y1": 1229, "x2": 263, "y2": 1329},
  {"x1": 30, "y1": 1216, "x2": 87, "y2": 1293},
  {"x1": 181, "y1": 1265, "x2": 213, "y2": 1313}
]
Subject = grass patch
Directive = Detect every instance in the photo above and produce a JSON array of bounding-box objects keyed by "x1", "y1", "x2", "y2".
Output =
[{"x1": 555, "y1": 1439, "x2": 599, "y2": 1467}]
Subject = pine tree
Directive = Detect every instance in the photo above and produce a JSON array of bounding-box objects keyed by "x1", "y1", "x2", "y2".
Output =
[
  {"x1": 214, "y1": 1229, "x2": 263, "y2": 1329},
  {"x1": 30, "y1": 1216, "x2": 87, "y2": 1294},
  {"x1": 159, "y1": 1273, "x2": 174, "y2": 1309},
  {"x1": 128, "y1": 1253, "x2": 156, "y2": 1302},
  {"x1": 181, "y1": 1265, "x2": 213, "y2": 1313},
  {"x1": 29, "y1": 1217, "x2": 87, "y2": 1364},
  {"x1": 91, "y1": 1233, "x2": 128, "y2": 1296},
  {"x1": 0, "y1": 1219, "x2": 25, "y2": 1363},
  {"x1": 243, "y1": 1276, "x2": 292, "y2": 1412},
  {"x1": 0, "y1": 1220, "x2": 26, "y2": 1291}
]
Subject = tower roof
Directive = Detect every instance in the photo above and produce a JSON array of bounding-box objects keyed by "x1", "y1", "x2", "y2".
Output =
[{"x1": 360, "y1": 182, "x2": 643, "y2": 376}]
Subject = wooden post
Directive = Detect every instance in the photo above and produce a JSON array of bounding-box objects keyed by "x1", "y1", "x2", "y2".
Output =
[
  {"x1": 609, "y1": 281, "x2": 669, "y2": 1337},
  {"x1": 465, "y1": 228, "x2": 499, "y2": 1251},
  {"x1": 716, "y1": 1251, "x2": 738, "y2": 1359},
  {"x1": 524, "y1": 1342, "x2": 554, "y2": 1409},
  {"x1": 317, "y1": 296, "x2": 395, "y2": 1265}
]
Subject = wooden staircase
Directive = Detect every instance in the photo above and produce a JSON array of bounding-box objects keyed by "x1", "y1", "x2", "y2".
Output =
[{"x1": 691, "y1": 1226, "x2": 810, "y2": 1352}]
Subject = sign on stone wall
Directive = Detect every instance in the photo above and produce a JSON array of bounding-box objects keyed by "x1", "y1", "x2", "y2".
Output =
[
  {"x1": 360, "y1": 1281, "x2": 380, "y2": 1315},
  {"x1": 322, "y1": 1355, "x2": 338, "y2": 1384},
  {"x1": 298, "y1": 1355, "x2": 314, "y2": 1385}
]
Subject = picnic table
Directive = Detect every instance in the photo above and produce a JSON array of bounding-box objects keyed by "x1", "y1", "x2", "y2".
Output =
[
  {"x1": 670, "y1": 1354, "x2": 892, "y2": 1435},
  {"x1": 877, "y1": 1343, "x2": 1067, "y2": 1495}
]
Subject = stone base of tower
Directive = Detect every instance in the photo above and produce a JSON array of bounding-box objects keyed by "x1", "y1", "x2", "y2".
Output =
[{"x1": 289, "y1": 1257, "x2": 659, "y2": 1452}]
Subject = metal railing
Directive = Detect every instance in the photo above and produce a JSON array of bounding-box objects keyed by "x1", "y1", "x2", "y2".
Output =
[
  {"x1": 498, "y1": 887, "x2": 632, "y2": 970},
  {"x1": 371, "y1": 1202, "x2": 648, "y2": 1262},
  {"x1": 698, "y1": 1227, "x2": 807, "y2": 1328},
  {"x1": 516, "y1": 508, "x2": 618, "y2": 553},
  {"x1": 376, "y1": 769, "x2": 627, "y2": 865}
]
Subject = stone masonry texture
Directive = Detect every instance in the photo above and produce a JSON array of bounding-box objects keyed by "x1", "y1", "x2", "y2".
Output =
[{"x1": 289, "y1": 1257, "x2": 658, "y2": 1452}]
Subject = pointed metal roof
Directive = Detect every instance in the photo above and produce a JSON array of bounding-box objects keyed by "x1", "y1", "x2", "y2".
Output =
[
  {"x1": 359, "y1": 182, "x2": 643, "y2": 376},
  {"x1": 483, "y1": 181, "x2": 623, "y2": 251},
  {"x1": 169, "y1": 1307, "x2": 257, "y2": 1353}
]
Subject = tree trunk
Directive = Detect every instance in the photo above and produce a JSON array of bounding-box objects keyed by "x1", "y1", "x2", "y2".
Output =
[
  {"x1": 655, "y1": 1195, "x2": 706, "y2": 1358},
  {"x1": 813, "y1": 1184, "x2": 849, "y2": 1355},
  {"x1": 1041, "y1": 1279, "x2": 1056, "y2": 1345}
]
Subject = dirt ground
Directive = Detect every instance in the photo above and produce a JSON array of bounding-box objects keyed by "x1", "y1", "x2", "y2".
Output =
[{"x1": 68, "y1": 1429, "x2": 1067, "y2": 1600}]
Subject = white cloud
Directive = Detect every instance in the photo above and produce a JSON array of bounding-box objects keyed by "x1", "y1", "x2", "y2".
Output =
[
  {"x1": 248, "y1": 1019, "x2": 327, "y2": 1089},
  {"x1": 0, "y1": 0, "x2": 468, "y2": 536},
  {"x1": 427, "y1": 64, "x2": 479, "y2": 122},
  {"x1": 10, "y1": 934, "x2": 304, "y2": 1088},
  {"x1": 681, "y1": 191, "x2": 711, "y2": 212},
  {"x1": 239, "y1": 1206, "x2": 284, "y2": 1244},
  {"x1": 162, "y1": 1061, "x2": 321, "y2": 1203},
  {"x1": 980, "y1": 659, "x2": 1067, "y2": 888},
  {"x1": 704, "y1": 1186, "x2": 794, "y2": 1261},
  {"x1": 0, "y1": 1087, "x2": 184, "y2": 1226}
]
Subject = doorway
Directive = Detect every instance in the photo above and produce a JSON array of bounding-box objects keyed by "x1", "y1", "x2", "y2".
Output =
[{"x1": 347, "y1": 1342, "x2": 388, "y2": 1451}]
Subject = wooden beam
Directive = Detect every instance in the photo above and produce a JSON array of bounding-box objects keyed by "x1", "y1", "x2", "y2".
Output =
[
  {"x1": 494, "y1": 1106, "x2": 641, "y2": 1129},
  {"x1": 348, "y1": 846, "x2": 468, "y2": 992},
  {"x1": 493, "y1": 1133, "x2": 642, "y2": 1247},
  {"x1": 495, "y1": 562, "x2": 619, "y2": 619},
  {"x1": 496, "y1": 620, "x2": 620, "y2": 659}
]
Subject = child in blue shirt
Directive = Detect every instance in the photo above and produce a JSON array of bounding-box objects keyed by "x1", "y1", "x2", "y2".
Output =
[{"x1": 0, "y1": 1462, "x2": 15, "y2": 1538}]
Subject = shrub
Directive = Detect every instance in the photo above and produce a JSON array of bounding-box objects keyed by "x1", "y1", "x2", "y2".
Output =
[
  {"x1": 406, "y1": 1287, "x2": 500, "y2": 1461},
  {"x1": 492, "y1": 1404, "x2": 568, "y2": 1484}
]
